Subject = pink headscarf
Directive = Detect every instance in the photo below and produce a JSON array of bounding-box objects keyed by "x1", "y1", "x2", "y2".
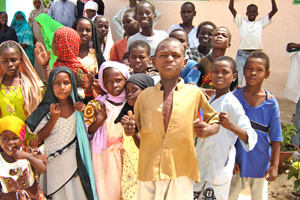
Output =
[
  {"x1": 93, "y1": 61, "x2": 129, "y2": 152},
  {"x1": 96, "y1": 61, "x2": 129, "y2": 103}
]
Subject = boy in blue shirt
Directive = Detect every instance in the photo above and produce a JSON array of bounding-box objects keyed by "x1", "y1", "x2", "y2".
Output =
[{"x1": 229, "y1": 51, "x2": 282, "y2": 200}]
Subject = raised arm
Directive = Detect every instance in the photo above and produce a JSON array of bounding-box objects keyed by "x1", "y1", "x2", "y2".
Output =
[
  {"x1": 268, "y1": 0, "x2": 278, "y2": 19},
  {"x1": 229, "y1": 0, "x2": 237, "y2": 17}
]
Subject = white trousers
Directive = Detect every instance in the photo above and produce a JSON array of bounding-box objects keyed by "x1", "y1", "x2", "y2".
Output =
[
  {"x1": 136, "y1": 176, "x2": 193, "y2": 200},
  {"x1": 229, "y1": 173, "x2": 268, "y2": 200}
]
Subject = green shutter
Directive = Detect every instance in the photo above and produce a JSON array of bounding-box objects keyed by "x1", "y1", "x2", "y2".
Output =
[
  {"x1": 0, "y1": 0, "x2": 5, "y2": 12},
  {"x1": 294, "y1": 0, "x2": 300, "y2": 4}
]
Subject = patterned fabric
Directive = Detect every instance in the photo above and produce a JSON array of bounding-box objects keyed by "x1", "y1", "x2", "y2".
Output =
[
  {"x1": 0, "y1": 41, "x2": 43, "y2": 148},
  {"x1": 10, "y1": 11, "x2": 34, "y2": 64},
  {"x1": 122, "y1": 136, "x2": 139, "y2": 200},
  {"x1": 28, "y1": 0, "x2": 48, "y2": 82},
  {"x1": 186, "y1": 47, "x2": 207, "y2": 61},
  {"x1": 53, "y1": 27, "x2": 88, "y2": 87},
  {"x1": 0, "y1": 150, "x2": 46, "y2": 200}
]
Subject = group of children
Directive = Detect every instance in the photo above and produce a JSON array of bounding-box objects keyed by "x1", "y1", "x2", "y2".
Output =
[{"x1": 0, "y1": 0, "x2": 283, "y2": 200}]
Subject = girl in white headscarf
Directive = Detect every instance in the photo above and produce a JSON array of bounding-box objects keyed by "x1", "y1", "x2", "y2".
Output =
[{"x1": 83, "y1": 1, "x2": 98, "y2": 20}]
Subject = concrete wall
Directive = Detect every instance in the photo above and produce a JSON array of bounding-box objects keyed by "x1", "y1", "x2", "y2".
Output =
[
  {"x1": 6, "y1": 0, "x2": 34, "y2": 25},
  {"x1": 104, "y1": 0, "x2": 300, "y2": 101}
]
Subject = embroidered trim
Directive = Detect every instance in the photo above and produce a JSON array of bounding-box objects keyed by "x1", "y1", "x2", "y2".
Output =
[{"x1": 47, "y1": 138, "x2": 77, "y2": 162}]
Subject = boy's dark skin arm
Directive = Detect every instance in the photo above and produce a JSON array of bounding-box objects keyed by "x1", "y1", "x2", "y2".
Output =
[
  {"x1": 265, "y1": 141, "x2": 280, "y2": 181},
  {"x1": 269, "y1": 0, "x2": 278, "y2": 19},
  {"x1": 287, "y1": 43, "x2": 300, "y2": 50},
  {"x1": 229, "y1": 0, "x2": 237, "y2": 17}
]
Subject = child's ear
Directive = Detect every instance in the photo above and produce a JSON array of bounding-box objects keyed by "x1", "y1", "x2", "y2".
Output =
[
  {"x1": 183, "y1": 57, "x2": 188, "y2": 68},
  {"x1": 232, "y1": 72, "x2": 237, "y2": 82},
  {"x1": 194, "y1": 11, "x2": 196, "y2": 17},
  {"x1": 154, "y1": 13, "x2": 157, "y2": 20},
  {"x1": 152, "y1": 57, "x2": 156, "y2": 68},
  {"x1": 227, "y1": 42, "x2": 231, "y2": 48},
  {"x1": 264, "y1": 70, "x2": 270, "y2": 79}
]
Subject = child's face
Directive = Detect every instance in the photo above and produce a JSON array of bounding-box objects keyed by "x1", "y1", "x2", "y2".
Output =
[
  {"x1": 244, "y1": 58, "x2": 270, "y2": 86},
  {"x1": 125, "y1": 82, "x2": 143, "y2": 106},
  {"x1": 76, "y1": 19, "x2": 92, "y2": 45},
  {"x1": 169, "y1": 31, "x2": 189, "y2": 51},
  {"x1": 0, "y1": 47, "x2": 21, "y2": 77},
  {"x1": 211, "y1": 28, "x2": 230, "y2": 49},
  {"x1": 16, "y1": 12, "x2": 24, "y2": 21},
  {"x1": 180, "y1": 4, "x2": 196, "y2": 24},
  {"x1": 129, "y1": 46, "x2": 150, "y2": 74},
  {"x1": 86, "y1": 9, "x2": 96, "y2": 19},
  {"x1": 95, "y1": 17, "x2": 109, "y2": 40},
  {"x1": 246, "y1": 6, "x2": 258, "y2": 21},
  {"x1": 154, "y1": 41, "x2": 187, "y2": 80},
  {"x1": 211, "y1": 60, "x2": 237, "y2": 91},
  {"x1": 0, "y1": 130, "x2": 22, "y2": 157},
  {"x1": 53, "y1": 72, "x2": 72, "y2": 100},
  {"x1": 198, "y1": 24, "x2": 215, "y2": 47},
  {"x1": 122, "y1": 12, "x2": 139, "y2": 36},
  {"x1": 34, "y1": 0, "x2": 41, "y2": 10},
  {"x1": 0, "y1": 13, "x2": 7, "y2": 26},
  {"x1": 103, "y1": 68, "x2": 126, "y2": 96},
  {"x1": 136, "y1": 3, "x2": 154, "y2": 29}
]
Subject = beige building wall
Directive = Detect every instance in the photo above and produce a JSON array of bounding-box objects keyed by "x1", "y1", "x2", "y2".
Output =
[{"x1": 104, "y1": 0, "x2": 299, "y2": 121}]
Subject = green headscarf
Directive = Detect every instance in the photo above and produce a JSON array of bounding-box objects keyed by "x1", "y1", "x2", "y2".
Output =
[{"x1": 35, "y1": 13, "x2": 64, "y2": 69}]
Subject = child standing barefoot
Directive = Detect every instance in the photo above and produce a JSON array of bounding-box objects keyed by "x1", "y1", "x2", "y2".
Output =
[
  {"x1": 0, "y1": 41, "x2": 43, "y2": 148},
  {"x1": 193, "y1": 56, "x2": 257, "y2": 200},
  {"x1": 87, "y1": 61, "x2": 129, "y2": 200},
  {"x1": 25, "y1": 67, "x2": 97, "y2": 200},
  {"x1": 0, "y1": 116, "x2": 47, "y2": 200}
]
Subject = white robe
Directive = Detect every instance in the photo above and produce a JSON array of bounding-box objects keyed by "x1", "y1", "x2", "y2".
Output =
[{"x1": 194, "y1": 92, "x2": 257, "y2": 200}]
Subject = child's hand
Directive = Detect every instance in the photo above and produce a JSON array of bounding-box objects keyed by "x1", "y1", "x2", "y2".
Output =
[
  {"x1": 93, "y1": 80, "x2": 103, "y2": 96},
  {"x1": 35, "y1": 42, "x2": 50, "y2": 67},
  {"x1": 233, "y1": 162, "x2": 240, "y2": 175},
  {"x1": 12, "y1": 149, "x2": 31, "y2": 161},
  {"x1": 219, "y1": 111, "x2": 233, "y2": 130},
  {"x1": 95, "y1": 103, "x2": 107, "y2": 125},
  {"x1": 84, "y1": 71, "x2": 95, "y2": 90},
  {"x1": 200, "y1": 88, "x2": 215, "y2": 100},
  {"x1": 265, "y1": 165, "x2": 278, "y2": 181},
  {"x1": 50, "y1": 103, "x2": 60, "y2": 121},
  {"x1": 122, "y1": 111, "x2": 136, "y2": 136},
  {"x1": 74, "y1": 102, "x2": 86, "y2": 112},
  {"x1": 194, "y1": 120, "x2": 210, "y2": 138}
]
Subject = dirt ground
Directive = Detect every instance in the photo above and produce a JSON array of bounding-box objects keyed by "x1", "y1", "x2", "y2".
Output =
[{"x1": 268, "y1": 173, "x2": 297, "y2": 200}]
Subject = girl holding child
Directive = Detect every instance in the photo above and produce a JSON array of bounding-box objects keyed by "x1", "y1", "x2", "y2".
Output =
[
  {"x1": 0, "y1": 40, "x2": 43, "y2": 148},
  {"x1": 26, "y1": 67, "x2": 97, "y2": 200}
]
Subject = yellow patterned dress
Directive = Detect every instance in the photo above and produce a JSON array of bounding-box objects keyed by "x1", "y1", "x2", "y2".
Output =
[
  {"x1": 122, "y1": 135, "x2": 139, "y2": 200},
  {"x1": 0, "y1": 84, "x2": 39, "y2": 148}
]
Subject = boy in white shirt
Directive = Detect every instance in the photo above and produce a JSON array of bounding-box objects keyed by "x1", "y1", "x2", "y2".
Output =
[{"x1": 228, "y1": 0, "x2": 277, "y2": 86}]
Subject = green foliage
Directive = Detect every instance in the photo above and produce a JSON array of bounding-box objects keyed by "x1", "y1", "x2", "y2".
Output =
[
  {"x1": 281, "y1": 123, "x2": 297, "y2": 151},
  {"x1": 287, "y1": 153, "x2": 300, "y2": 194},
  {"x1": 42, "y1": 0, "x2": 53, "y2": 8}
]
